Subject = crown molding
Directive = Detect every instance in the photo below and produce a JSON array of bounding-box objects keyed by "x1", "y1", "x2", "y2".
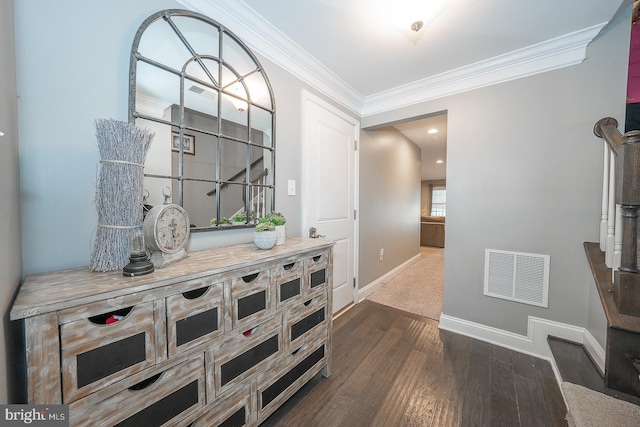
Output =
[
  {"x1": 361, "y1": 23, "x2": 607, "y2": 117},
  {"x1": 177, "y1": 1, "x2": 606, "y2": 118},
  {"x1": 177, "y1": 0, "x2": 364, "y2": 114}
]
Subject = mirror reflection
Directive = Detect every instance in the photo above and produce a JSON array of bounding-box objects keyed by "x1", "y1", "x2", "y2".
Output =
[{"x1": 129, "y1": 10, "x2": 275, "y2": 230}]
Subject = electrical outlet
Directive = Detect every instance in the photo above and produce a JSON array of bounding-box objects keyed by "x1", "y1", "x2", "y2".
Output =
[{"x1": 379, "y1": 248, "x2": 384, "y2": 261}]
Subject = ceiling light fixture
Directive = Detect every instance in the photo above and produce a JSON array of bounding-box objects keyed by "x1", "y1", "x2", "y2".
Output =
[
  {"x1": 436, "y1": 160, "x2": 444, "y2": 164},
  {"x1": 378, "y1": 0, "x2": 449, "y2": 42},
  {"x1": 427, "y1": 128, "x2": 438, "y2": 134}
]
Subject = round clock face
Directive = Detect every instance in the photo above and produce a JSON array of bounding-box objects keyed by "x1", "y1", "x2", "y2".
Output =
[{"x1": 144, "y1": 204, "x2": 190, "y2": 254}]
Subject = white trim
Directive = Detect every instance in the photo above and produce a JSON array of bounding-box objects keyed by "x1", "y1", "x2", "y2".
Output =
[
  {"x1": 361, "y1": 23, "x2": 606, "y2": 116},
  {"x1": 583, "y1": 328, "x2": 606, "y2": 375},
  {"x1": 300, "y1": 89, "x2": 360, "y2": 312},
  {"x1": 177, "y1": 0, "x2": 363, "y2": 114},
  {"x1": 438, "y1": 313, "x2": 606, "y2": 390},
  {"x1": 177, "y1": 0, "x2": 606, "y2": 118},
  {"x1": 357, "y1": 253, "x2": 422, "y2": 301}
]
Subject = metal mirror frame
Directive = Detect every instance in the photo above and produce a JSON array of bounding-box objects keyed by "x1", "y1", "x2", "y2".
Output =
[{"x1": 128, "y1": 9, "x2": 276, "y2": 231}]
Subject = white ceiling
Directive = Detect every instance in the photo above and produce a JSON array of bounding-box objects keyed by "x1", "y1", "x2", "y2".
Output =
[{"x1": 180, "y1": 0, "x2": 628, "y2": 180}]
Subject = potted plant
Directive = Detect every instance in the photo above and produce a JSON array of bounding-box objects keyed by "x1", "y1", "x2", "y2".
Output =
[
  {"x1": 254, "y1": 220, "x2": 277, "y2": 249},
  {"x1": 266, "y1": 211, "x2": 287, "y2": 245},
  {"x1": 210, "y1": 217, "x2": 231, "y2": 227},
  {"x1": 231, "y1": 212, "x2": 246, "y2": 225}
]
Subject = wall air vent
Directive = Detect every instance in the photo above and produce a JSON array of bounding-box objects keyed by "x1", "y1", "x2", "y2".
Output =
[{"x1": 483, "y1": 249, "x2": 550, "y2": 308}]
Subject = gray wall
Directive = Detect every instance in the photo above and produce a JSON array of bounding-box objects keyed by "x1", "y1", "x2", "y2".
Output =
[
  {"x1": 358, "y1": 128, "x2": 421, "y2": 288},
  {"x1": 8, "y1": 0, "x2": 358, "y2": 401},
  {"x1": 362, "y1": 13, "x2": 629, "y2": 335},
  {"x1": 1, "y1": 0, "x2": 22, "y2": 404},
  {"x1": 13, "y1": 0, "x2": 358, "y2": 273}
]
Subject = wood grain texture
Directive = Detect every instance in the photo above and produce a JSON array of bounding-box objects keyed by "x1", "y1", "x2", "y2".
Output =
[
  {"x1": 14, "y1": 239, "x2": 333, "y2": 426},
  {"x1": 60, "y1": 302, "x2": 157, "y2": 403},
  {"x1": 261, "y1": 300, "x2": 568, "y2": 427},
  {"x1": 71, "y1": 354, "x2": 205, "y2": 426},
  {"x1": 11, "y1": 238, "x2": 333, "y2": 320},
  {"x1": 25, "y1": 313, "x2": 62, "y2": 404}
]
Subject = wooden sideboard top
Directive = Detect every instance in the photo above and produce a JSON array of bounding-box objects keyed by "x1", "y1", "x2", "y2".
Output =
[{"x1": 11, "y1": 237, "x2": 333, "y2": 321}]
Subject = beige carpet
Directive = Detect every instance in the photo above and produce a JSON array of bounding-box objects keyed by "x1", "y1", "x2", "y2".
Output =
[
  {"x1": 562, "y1": 382, "x2": 640, "y2": 427},
  {"x1": 366, "y1": 246, "x2": 444, "y2": 321}
]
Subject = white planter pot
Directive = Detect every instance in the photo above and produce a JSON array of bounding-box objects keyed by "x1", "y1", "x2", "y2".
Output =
[
  {"x1": 254, "y1": 230, "x2": 277, "y2": 250},
  {"x1": 275, "y1": 225, "x2": 286, "y2": 245}
]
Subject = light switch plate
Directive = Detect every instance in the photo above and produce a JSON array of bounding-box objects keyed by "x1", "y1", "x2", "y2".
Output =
[{"x1": 287, "y1": 179, "x2": 296, "y2": 196}]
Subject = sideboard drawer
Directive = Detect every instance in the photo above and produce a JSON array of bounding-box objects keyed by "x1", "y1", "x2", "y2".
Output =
[
  {"x1": 285, "y1": 294, "x2": 328, "y2": 351},
  {"x1": 166, "y1": 281, "x2": 224, "y2": 357},
  {"x1": 257, "y1": 340, "x2": 327, "y2": 422},
  {"x1": 230, "y1": 270, "x2": 273, "y2": 329},
  {"x1": 305, "y1": 253, "x2": 329, "y2": 295},
  {"x1": 190, "y1": 384, "x2": 252, "y2": 427},
  {"x1": 210, "y1": 316, "x2": 282, "y2": 397},
  {"x1": 272, "y1": 260, "x2": 304, "y2": 308},
  {"x1": 60, "y1": 302, "x2": 157, "y2": 403},
  {"x1": 72, "y1": 355, "x2": 205, "y2": 427}
]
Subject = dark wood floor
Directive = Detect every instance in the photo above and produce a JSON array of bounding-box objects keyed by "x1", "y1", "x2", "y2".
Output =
[
  {"x1": 548, "y1": 336, "x2": 640, "y2": 406},
  {"x1": 262, "y1": 300, "x2": 567, "y2": 427}
]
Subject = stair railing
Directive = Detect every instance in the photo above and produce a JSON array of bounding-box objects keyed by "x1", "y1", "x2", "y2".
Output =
[{"x1": 594, "y1": 117, "x2": 640, "y2": 316}]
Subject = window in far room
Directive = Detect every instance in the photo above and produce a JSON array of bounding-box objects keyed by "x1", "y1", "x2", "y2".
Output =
[{"x1": 431, "y1": 186, "x2": 446, "y2": 216}]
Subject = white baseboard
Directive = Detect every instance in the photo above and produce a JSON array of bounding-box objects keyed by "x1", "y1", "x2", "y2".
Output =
[
  {"x1": 583, "y1": 329, "x2": 606, "y2": 375},
  {"x1": 438, "y1": 313, "x2": 606, "y2": 387},
  {"x1": 357, "y1": 253, "x2": 421, "y2": 301}
]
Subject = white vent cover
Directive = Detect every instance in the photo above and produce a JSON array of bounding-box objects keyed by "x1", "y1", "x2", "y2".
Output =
[{"x1": 484, "y1": 249, "x2": 550, "y2": 308}]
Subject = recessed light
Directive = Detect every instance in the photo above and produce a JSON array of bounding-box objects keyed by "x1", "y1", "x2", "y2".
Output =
[
  {"x1": 427, "y1": 128, "x2": 438, "y2": 134},
  {"x1": 436, "y1": 159, "x2": 444, "y2": 164}
]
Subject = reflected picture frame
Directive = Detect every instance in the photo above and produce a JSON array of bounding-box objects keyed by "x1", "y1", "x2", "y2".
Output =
[{"x1": 171, "y1": 132, "x2": 195, "y2": 155}]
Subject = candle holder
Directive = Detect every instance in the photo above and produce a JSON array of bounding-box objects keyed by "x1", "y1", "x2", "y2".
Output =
[{"x1": 123, "y1": 229, "x2": 154, "y2": 277}]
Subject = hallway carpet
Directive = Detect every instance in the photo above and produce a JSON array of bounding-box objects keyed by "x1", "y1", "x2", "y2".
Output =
[{"x1": 367, "y1": 246, "x2": 444, "y2": 321}]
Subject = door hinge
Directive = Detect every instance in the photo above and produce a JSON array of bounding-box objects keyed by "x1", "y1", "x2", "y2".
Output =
[
  {"x1": 354, "y1": 209, "x2": 357, "y2": 220},
  {"x1": 354, "y1": 140, "x2": 358, "y2": 150},
  {"x1": 353, "y1": 278, "x2": 356, "y2": 288}
]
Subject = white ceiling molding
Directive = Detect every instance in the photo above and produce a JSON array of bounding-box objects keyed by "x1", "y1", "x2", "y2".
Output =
[
  {"x1": 178, "y1": 0, "x2": 606, "y2": 118},
  {"x1": 177, "y1": 0, "x2": 364, "y2": 114},
  {"x1": 361, "y1": 23, "x2": 607, "y2": 117}
]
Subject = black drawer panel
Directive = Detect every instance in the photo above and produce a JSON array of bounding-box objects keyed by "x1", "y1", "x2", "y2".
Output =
[
  {"x1": 115, "y1": 380, "x2": 199, "y2": 427},
  {"x1": 221, "y1": 335, "x2": 279, "y2": 386},
  {"x1": 219, "y1": 407, "x2": 246, "y2": 427},
  {"x1": 291, "y1": 308, "x2": 325, "y2": 341},
  {"x1": 176, "y1": 307, "x2": 219, "y2": 347},
  {"x1": 310, "y1": 269, "x2": 326, "y2": 288},
  {"x1": 280, "y1": 278, "x2": 301, "y2": 302},
  {"x1": 77, "y1": 332, "x2": 146, "y2": 388},
  {"x1": 237, "y1": 291, "x2": 266, "y2": 320},
  {"x1": 261, "y1": 346, "x2": 325, "y2": 408}
]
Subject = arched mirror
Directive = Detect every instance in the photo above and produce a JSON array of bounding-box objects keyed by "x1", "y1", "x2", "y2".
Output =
[{"x1": 129, "y1": 9, "x2": 275, "y2": 230}]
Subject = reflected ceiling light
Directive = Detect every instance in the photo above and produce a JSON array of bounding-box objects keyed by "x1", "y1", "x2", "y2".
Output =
[{"x1": 427, "y1": 128, "x2": 438, "y2": 134}]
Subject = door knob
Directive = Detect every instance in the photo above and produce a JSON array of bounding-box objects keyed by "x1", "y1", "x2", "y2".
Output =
[{"x1": 309, "y1": 227, "x2": 325, "y2": 239}]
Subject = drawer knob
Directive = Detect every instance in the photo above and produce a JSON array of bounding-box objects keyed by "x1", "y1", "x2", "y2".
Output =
[
  {"x1": 312, "y1": 255, "x2": 322, "y2": 262},
  {"x1": 283, "y1": 262, "x2": 296, "y2": 271}
]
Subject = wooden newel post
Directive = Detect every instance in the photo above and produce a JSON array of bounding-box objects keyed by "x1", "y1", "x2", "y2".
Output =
[
  {"x1": 613, "y1": 130, "x2": 640, "y2": 315},
  {"x1": 617, "y1": 130, "x2": 640, "y2": 272},
  {"x1": 619, "y1": 205, "x2": 639, "y2": 273}
]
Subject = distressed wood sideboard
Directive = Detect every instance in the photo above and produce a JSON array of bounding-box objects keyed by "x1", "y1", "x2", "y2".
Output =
[{"x1": 10, "y1": 237, "x2": 333, "y2": 426}]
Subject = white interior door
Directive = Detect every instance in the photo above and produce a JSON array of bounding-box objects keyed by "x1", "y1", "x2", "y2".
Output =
[{"x1": 302, "y1": 91, "x2": 358, "y2": 314}]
